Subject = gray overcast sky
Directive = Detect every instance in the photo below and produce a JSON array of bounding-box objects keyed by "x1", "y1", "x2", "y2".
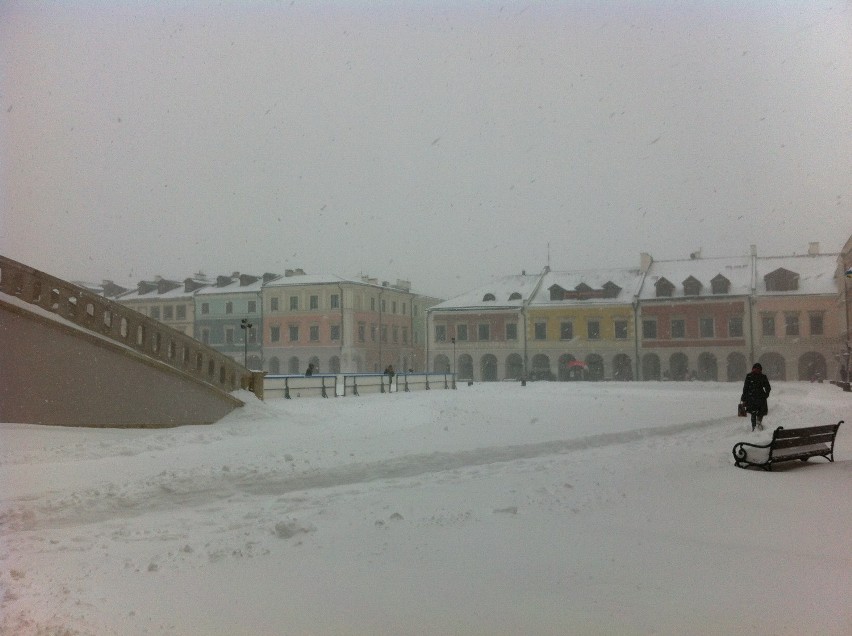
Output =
[{"x1": 2, "y1": 1, "x2": 851, "y2": 299}]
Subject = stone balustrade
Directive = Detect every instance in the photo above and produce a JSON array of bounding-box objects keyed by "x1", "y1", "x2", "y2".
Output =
[{"x1": 0, "y1": 255, "x2": 261, "y2": 398}]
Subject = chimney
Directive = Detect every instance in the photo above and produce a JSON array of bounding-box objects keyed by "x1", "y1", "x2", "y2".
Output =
[{"x1": 808, "y1": 242, "x2": 820, "y2": 255}]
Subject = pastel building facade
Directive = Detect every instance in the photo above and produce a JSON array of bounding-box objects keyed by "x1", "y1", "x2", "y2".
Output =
[
  {"x1": 750, "y1": 251, "x2": 841, "y2": 381},
  {"x1": 261, "y1": 272, "x2": 424, "y2": 375},
  {"x1": 117, "y1": 276, "x2": 209, "y2": 337},
  {"x1": 194, "y1": 273, "x2": 277, "y2": 369},
  {"x1": 429, "y1": 243, "x2": 847, "y2": 382}
]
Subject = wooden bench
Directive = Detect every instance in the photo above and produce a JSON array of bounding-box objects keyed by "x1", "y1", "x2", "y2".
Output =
[{"x1": 732, "y1": 421, "x2": 843, "y2": 471}]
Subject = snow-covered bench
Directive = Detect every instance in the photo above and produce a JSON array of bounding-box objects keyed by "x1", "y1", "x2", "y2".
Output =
[{"x1": 732, "y1": 422, "x2": 843, "y2": 471}]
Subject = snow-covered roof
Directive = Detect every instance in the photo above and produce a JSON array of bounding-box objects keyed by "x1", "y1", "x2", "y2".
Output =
[
  {"x1": 118, "y1": 281, "x2": 204, "y2": 301},
  {"x1": 639, "y1": 256, "x2": 753, "y2": 300},
  {"x1": 195, "y1": 277, "x2": 265, "y2": 296},
  {"x1": 755, "y1": 253, "x2": 839, "y2": 296},
  {"x1": 430, "y1": 274, "x2": 543, "y2": 311},
  {"x1": 531, "y1": 268, "x2": 646, "y2": 306},
  {"x1": 263, "y1": 274, "x2": 354, "y2": 289}
]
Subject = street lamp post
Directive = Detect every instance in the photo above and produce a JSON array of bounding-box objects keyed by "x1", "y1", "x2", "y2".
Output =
[
  {"x1": 451, "y1": 337, "x2": 457, "y2": 389},
  {"x1": 241, "y1": 318, "x2": 253, "y2": 368}
]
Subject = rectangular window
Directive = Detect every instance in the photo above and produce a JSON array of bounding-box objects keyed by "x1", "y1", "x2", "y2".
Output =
[
  {"x1": 371, "y1": 297, "x2": 376, "y2": 311},
  {"x1": 150, "y1": 306, "x2": 160, "y2": 320},
  {"x1": 225, "y1": 302, "x2": 233, "y2": 315},
  {"x1": 699, "y1": 317, "x2": 714, "y2": 338},
  {"x1": 614, "y1": 320, "x2": 628, "y2": 340},
  {"x1": 381, "y1": 299, "x2": 386, "y2": 312},
  {"x1": 560, "y1": 322, "x2": 573, "y2": 340},
  {"x1": 587, "y1": 320, "x2": 600, "y2": 340},
  {"x1": 201, "y1": 328, "x2": 210, "y2": 344},
  {"x1": 762, "y1": 314, "x2": 776, "y2": 337},
  {"x1": 785, "y1": 313, "x2": 799, "y2": 336},
  {"x1": 809, "y1": 313, "x2": 824, "y2": 336},
  {"x1": 163, "y1": 306, "x2": 174, "y2": 320},
  {"x1": 402, "y1": 327, "x2": 408, "y2": 344},
  {"x1": 381, "y1": 325, "x2": 388, "y2": 343},
  {"x1": 671, "y1": 319, "x2": 685, "y2": 339},
  {"x1": 289, "y1": 325, "x2": 299, "y2": 342},
  {"x1": 248, "y1": 300, "x2": 256, "y2": 313},
  {"x1": 371, "y1": 324, "x2": 377, "y2": 342},
  {"x1": 358, "y1": 323, "x2": 366, "y2": 342},
  {"x1": 402, "y1": 303, "x2": 406, "y2": 315},
  {"x1": 309, "y1": 295, "x2": 318, "y2": 310},
  {"x1": 456, "y1": 324, "x2": 468, "y2": 341},
  {"x1": 534, "y1": 322, "x2": 546, "y2": 340},
  {"x1": 729, "y1": 316, "x2": 744, "y2": 338},
  {"x1": 478, "y1": 324, "x2": 490, "y2": 341},
  {"x1": 289, "y1": 296, "x2": 299, "y2": 310},
  {"x1": 176, "y1": 305, "x2": 186, "y2": 320},
  {"x1": 392, "y1": 301, "x2": 397, "y2": 314},
  {"x1": 270, "y1": 297, "x2": 279, "y2": 311},
  {"x1": 330, "y1": 325, "x2": 340, "y2": 341},
  {"x1": 310, "y1": 326, "x2": 319, "y2": 341},
  {"x1": 330, "y1": 294, "x2": 340, "y2": 309},
  {"x1": 506, "y1": 323, "x2": 518, "y2": 340},
  {"x1": 435, "y1": 325, "x2": 446, "y2": 342},
  {"x1": 201, "y1": 303, "x2": 209, "y2": 315},
  {"x1": 642, "y1": 320, "x2": 657, "y2": 339},
  {"x1": 270, "y1": 326, "x2": 280, "y2": 342},
  {"x1": 392, "y1": 326, "x2": 399, "y2": 343},
  {"x1": 225, "y1": 328, "x2": 234, "y2": 344}
]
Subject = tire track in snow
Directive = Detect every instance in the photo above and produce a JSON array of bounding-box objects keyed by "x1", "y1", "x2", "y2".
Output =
[{"x1": 0, "y1": 416, "x2": 729, "y2": 532}]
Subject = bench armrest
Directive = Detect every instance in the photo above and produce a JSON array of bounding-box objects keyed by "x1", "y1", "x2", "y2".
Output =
[{"x1": 732, "y1": 440, "x2": 772, "y2": 466}]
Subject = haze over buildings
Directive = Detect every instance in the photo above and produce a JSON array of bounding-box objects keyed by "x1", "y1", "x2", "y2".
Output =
[{"x1": 2, "y1": 1, "x2": 851, "y2": 298}]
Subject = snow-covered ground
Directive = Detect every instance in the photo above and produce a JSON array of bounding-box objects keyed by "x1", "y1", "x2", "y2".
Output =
[{"x1": 1, "y1": 381, "x2": 850, "y2": 635}]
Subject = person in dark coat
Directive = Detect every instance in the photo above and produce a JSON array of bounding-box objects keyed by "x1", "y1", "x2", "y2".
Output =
[
  {"x1": 740, "y1": 362, "x2": 771, "y2": 431},
  {"x1": 304, "y1": 363, "x2": 315, "y2": 376}
]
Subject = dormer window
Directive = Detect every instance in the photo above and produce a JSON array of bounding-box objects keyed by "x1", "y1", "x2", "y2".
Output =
[
  {"x1": 711, "y1": 274, "x2": 730, "y2": 295},
  {"x1": 482, "y1": 293, "x2": 496, "y2": 302},
  {"x1": 602, "y1": 281, "x2": 622, "y2": 298},
  {"x1": 549, "y1": 284, "x2": 568, "y2": 301},
  {"x1": 574, "y1": 283, "x2": 593, "y2": 300},
  {"x1": 682, "y1": 276, "x2": 702, "y2": 296},
  {"x1": 655, "y1": 278, "x2": 675, "y2": 298},
  {"x1": 508, "y1": 292, "x2": 522, "y2": 301},
  {"x1": 764, "y1": 268, "x2": 799, "y2": 292}
]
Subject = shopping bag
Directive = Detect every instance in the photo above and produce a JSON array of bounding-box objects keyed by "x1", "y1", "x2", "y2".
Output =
[{"x1": 737, "y1": 402, "x2": 747, "y2": 417}]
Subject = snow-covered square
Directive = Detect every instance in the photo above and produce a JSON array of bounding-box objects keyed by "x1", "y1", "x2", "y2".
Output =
[{"x1": 1, "y1": 381, "x2": 850, "y2": 635}]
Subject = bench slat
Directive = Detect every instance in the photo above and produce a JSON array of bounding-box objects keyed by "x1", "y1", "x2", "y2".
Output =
[
  {"x1": 773, "y1": 425, "x2": 839, "y2": 439},
  {"x1": 772, "y1": 444, "x2": 830, "y2": 458},
  {"x1": 772, "y1": 434, "x2": 836, "y2": 450}
]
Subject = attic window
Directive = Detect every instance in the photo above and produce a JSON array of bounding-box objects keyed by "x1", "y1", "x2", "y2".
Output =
[
  {"x1": 508, "y1": 292, "x2": 522, "y2": 301},
  {"x1": 764, "y1": 268, "x2": 799, "y2": 292},
  {"x1": 682, "y1": 276, "x2": 702, "y2": 296},
  {"x1": 602, "y1": 281, "x2": 622, "y2": 298},
  {"x1": 655, "y1": 278, "x2": 675, "y2": 298},
  {"x1": 549, "y1": 284, "x2": 568, "y2": 301},
  {"x1": 711, "y1": 274, "x2": 730, "y2": 294},
  {"x1": 482, "y1": 293, "x2": 496, "y2": 302}
]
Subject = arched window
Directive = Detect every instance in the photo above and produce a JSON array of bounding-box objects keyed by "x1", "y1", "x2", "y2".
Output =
[{"x1": 482, "y1": 293, "x2": 496, "y2": 301}]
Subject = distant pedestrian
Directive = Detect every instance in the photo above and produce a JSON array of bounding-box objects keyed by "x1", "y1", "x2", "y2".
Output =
[
  {"x1": 384, "y1": 364, "x2": 395, "y2": 379},
  {"x1": 740, "y1": 363, "x2": 771, "y2": 431},
  {"x1": 305, "y1": 363, "x2": 315, "y2": 376}
]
